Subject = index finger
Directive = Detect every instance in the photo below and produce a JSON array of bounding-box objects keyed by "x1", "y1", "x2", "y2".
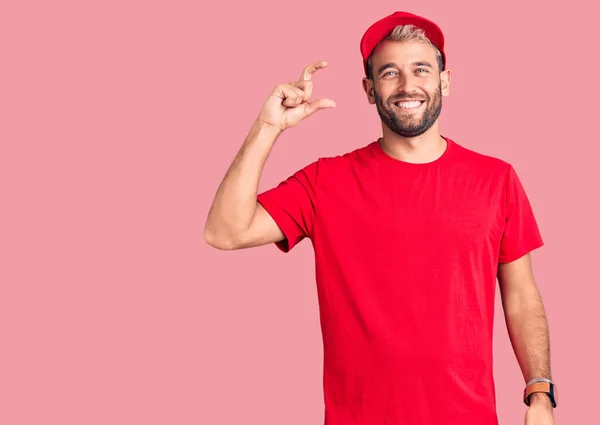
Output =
[{"x1": 299, "y1": 61, "x2": 328, "y2": 81}]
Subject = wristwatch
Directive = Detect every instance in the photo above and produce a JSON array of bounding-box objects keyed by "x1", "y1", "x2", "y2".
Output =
[{"x1": 523, "y1": 379, "x2": 558, "y2": 408}]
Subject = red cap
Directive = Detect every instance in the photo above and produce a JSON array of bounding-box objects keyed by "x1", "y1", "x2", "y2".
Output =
[{"x1": 360, "y1": 11, "x2": 446, "y2": 76}]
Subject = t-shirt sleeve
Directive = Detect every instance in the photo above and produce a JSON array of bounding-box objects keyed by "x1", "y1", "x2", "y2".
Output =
[
  {"x1": 498, "y1": 164, "x2": 544, "y2": 263},
  {"x1": 257, "y1": 159, "x2": 319, "y2": 253}
]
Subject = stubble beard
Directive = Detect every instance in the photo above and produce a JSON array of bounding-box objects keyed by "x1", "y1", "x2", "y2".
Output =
[{"x1": 374, "y1": 84, "x2": 443, "y2": 138}]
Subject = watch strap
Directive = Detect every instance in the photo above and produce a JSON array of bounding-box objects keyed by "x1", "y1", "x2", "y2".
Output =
[{"x1": 523, "y1": 381, "x2": 557, "y2": 408}]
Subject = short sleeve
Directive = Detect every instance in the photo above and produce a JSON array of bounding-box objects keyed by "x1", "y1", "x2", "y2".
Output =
[
  {"x1": 498, "y1": 164, "x2": 544, "y2": 263},
  {"x1": 257, "y1": 160, "x2": 319, "y2": 253}
]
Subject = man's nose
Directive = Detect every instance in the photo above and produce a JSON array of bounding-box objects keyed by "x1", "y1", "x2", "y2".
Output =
[{"x1": 396, "y1": 72, "x2": 417, "y2": 92}]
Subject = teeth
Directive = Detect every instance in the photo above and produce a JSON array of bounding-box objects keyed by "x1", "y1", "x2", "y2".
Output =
[{"x1": 396, "y1": 101, "x2": 422, "y2": 109}]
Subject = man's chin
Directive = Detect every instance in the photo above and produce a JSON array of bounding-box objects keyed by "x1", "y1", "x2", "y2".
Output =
[
  {"x1": 392, "y1": 118, "x2": 425, "y2": 130},
  {"x1": 388, "y1": 119, "x2": 429, "y2": 136},
  {"x1": 390, "y1": 109, "x2": 424, "y2": 121},
  {"x1": 393, "y1": 127, "x2": 429, "y2": 138}
]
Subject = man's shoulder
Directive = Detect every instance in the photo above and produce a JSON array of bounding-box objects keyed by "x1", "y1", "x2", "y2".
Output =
[
  {"x1": 314, "y1": 140, "x2": 377, "y2": 167},
  {"x1": 451, "y1": 138, "x2": 511, "y2": 174},
  {"x1": 282, "y1": 141, "x2": 375, "y2": 182}
]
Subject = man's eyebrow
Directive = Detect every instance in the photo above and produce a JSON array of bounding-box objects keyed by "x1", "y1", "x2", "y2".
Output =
[
  {"x1": 377, "y1": 62, "x2": 397, "y2": 74},
  {"x1": 413, "y1": 61, "x2": 434, "y2": 68}
]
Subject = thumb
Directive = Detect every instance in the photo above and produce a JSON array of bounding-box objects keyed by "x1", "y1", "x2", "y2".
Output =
[{"x1": 303, "y1": 98, "x2": 336, "y2": 118}]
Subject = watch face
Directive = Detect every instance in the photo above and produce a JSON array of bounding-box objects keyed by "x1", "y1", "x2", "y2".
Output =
[{"x1": 551, "y1": 383, "x2": 558, "y2": 406}]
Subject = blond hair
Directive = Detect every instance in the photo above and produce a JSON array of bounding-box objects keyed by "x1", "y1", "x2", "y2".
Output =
[{"x1": 366, "y1": 24, "x2": 444, "y2": 79}]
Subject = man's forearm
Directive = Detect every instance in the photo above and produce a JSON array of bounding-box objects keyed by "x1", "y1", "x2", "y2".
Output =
[
  {"x1": 504, "y1": 288, "x2": 552, "y2": 383},
  {"x1": 204, "y1": 119, "x2": 282, "y2": 246}
]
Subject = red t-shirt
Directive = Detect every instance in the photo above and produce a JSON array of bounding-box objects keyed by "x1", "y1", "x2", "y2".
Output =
[{"x1": 257, "y1": 137, "x2": 544, "y2": 425}]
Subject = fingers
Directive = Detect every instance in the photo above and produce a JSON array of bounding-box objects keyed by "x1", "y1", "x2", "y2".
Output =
[
  {"x1": 279, "y1": 84, "x2": 306, "y2": 107},
  {"x1": 299, "y1": 61, "x2": 327, "y2": 81},
  {"x1": 303, "y1": 98, "x2": 336, "y2": 118},
  {"x1": 294, "y1": 60, "x2": 327, "y2": 105},
  {"x1": 292, "y1": 79, "x2": 313, "y2": 102},
  {"x1": 274, "y1": 61, "x2": 332, "y2": 108}
]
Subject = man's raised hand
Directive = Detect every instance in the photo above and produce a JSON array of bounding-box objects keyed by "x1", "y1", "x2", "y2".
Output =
[{"x1": 257, "y1": 61, "x2": 336, "y2": 132}]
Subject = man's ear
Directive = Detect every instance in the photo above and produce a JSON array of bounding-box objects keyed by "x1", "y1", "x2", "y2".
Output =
[
  {"x1": 362, "y1": 77, "x2": 376, "y2": 104},
  {"x1": 441, "y1": 69, "x2": 451, "y2": 96}
]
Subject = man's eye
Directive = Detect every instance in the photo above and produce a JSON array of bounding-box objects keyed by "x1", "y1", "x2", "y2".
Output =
[
  {"x1": 416, "y1": 68, "x2": 429, "y2": 73},
  {"x1": 383, "y1": 71, "x2": 396, "y2": 76}
]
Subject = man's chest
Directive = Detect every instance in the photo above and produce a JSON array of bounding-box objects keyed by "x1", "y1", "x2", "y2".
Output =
[{"x1": 315, "y1": 172, "x2": 507, "y2": 253}]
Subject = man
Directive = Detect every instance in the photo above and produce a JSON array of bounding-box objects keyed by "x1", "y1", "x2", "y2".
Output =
[{"x1": 204, "y1": 10, "x2": 557, "y2": 425}]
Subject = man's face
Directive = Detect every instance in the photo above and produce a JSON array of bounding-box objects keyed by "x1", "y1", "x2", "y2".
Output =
[{"x1": 363, "y1": 39, "x2": 451, "y2": 138}]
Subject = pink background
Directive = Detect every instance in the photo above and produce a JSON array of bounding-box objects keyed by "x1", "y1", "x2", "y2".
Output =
[{"x1": 1, "y1": 0, "x2": 598, "y2": 424}]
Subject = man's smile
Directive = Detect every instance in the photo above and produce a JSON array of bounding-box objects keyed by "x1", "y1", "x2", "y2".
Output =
[{"x1": 393, "y1": 100, "x2": 425, "y2": 110}]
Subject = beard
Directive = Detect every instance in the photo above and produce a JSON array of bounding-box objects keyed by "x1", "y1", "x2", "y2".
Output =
[{"x1": 374, "y1": 83, "x2": 443, "y2": 138}]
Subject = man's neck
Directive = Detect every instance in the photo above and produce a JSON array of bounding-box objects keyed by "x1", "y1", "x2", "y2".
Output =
[{"x1": 379, "y1": 125, "x2": 446, "y2": 164}]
